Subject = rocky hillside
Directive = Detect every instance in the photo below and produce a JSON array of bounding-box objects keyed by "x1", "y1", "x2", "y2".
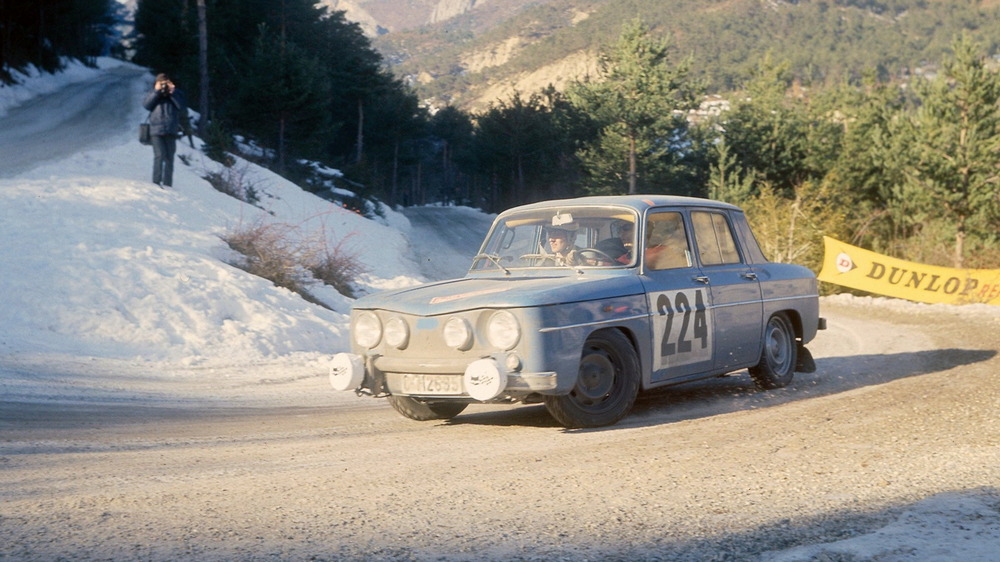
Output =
[
  {"x1": 320, "y1": 0, "x2": 547, "y2": 35},
  {"x1": 332, "y1": 0, "x2": 1000, "y2": 111}
]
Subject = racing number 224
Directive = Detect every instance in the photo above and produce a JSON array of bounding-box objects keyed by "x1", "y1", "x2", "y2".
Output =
[{"x1": 656, "y1": 289, "x2": 709, "y2": 357}]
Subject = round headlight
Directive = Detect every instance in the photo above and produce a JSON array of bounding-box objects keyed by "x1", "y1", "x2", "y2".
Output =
[
  {"x1": 384, "y1": 316, "x2": 410, "y2": 349},
  {"x1": 353, "y1": 311, "x2": 382, "y2": 349},
  {"x1": 487, "y1": 310, "x2": 520, "y2": 350},
  {"x1": 443, "y1": 317, "x2": 473, "y2": 350}
]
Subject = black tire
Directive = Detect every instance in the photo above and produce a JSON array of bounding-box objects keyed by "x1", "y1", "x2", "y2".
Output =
[
  {"x1": 388, "y1": 396, "x2": 469, "y2": 421},
  {"x1": 749, "y1": 313, "x2": 797, "y2": 390},
  {"x1": 544, "y1": 330, "x2": 640, "y2": 428}
]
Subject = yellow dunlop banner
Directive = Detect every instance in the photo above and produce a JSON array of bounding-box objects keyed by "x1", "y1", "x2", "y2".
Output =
[{"x1": 818, "y1": 236, "x2": 1000, "y2": 305}]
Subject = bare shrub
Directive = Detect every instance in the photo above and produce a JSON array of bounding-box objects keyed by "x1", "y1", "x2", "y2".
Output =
[
  {"x1": 221, "y1": 218, "x2": 366, "y2": 304},
  {"x1": 304, "y1": 232, "x2": 366, "y2": 299},
  {"x1": 742, "y1": 181, "x2": 849, "y2": 273},
  {"x1": 203, "y1": 162, "x2": 262, "y2": 206},
  {"x1": 222, "y1": 221, "x2": 304, "y2": 293}
]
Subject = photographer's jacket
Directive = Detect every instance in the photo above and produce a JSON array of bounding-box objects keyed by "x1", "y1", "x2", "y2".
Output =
[{"x1": 143, "y1": 88, "x2": 187, "y2": 137}]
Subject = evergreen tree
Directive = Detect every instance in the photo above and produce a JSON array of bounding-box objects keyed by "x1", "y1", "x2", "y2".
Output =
[
  {"x1": 134, "y1": 0, "x2": 198, "y2": 85},
  {"x1": 887, "y1": 34, "x2": 1000, "y2": 268},
  {"x1": 231, "y1": 25, "x2": 331, "y2": 171},
  {"x1": 360, "y1": 83, "x2": 427, "y2": 205},
  {"x1": 428, "y1": 106, "x2": 475, "y2": 205},
  {"x1": 569, "y1": 19, "x2": 701, "y2": 195},
  {"x1": 718, "y1": 54, "x2": 816, "y2": 197},
  {"x1": 134, "y1": 0, "x2": 426, "y2": 195},
  {"x1": 1, "y1": 0, "x2": 113, "y2": 83},
  {"x1": 707, "y1": 139, "x2": 754, "y2": 205},
  {"x1": 817, "y1": 72, "x2": 907, "y2": 251},
  {"x1": 308, "y1": 10, "x2": 386, "y2": 162},
  {"x1": 472, "y1": 91, "x2": 572, "y2": 210}
]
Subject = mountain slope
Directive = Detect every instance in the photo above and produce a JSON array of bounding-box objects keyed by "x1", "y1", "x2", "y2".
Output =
[
  {"x1": 321, "y1": 0, "x2": 550, "y2": 35},
  {"x1": 365, "y1": 0, "x2": 1000, "y2": 110}
]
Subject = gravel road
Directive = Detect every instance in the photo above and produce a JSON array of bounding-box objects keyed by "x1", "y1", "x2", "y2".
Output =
[{"x1": 2, "y1": 298, "x2": 998, "y2": 561}]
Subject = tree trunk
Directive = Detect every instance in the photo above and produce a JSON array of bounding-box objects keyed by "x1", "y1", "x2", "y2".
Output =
[
  {"x1": 517, "y1": 155, "x2": 525, "y2": 201},
  {"x1": 356, "y1": 100, "x2": 364, "y2": 164},
  {"x1": 416, "y1": 160, "x2": 423, "y2": 205},
  {"x1": 278, "y1": 116, "x2": 286, "y2": 172},
  {"x1": 955, "y1": 217, "x2": 966, "y2": 269},
  {"x1": 392, "y1": 140, "x2": 399, "y2": 205},
  {"x1": 197, "y1": 0, "x2": 209, "y2": 134},
  {"x1": 628, "y1": 135, "x2": 638, "y2": 194}
]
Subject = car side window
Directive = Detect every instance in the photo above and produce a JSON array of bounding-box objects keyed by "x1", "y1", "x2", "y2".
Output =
[
  {"x1": 692, "y1": 211, "x2": 741, "y2": 266},
  {"x1": 645, "y1": 211, "x2": 692, "y2": 270}
]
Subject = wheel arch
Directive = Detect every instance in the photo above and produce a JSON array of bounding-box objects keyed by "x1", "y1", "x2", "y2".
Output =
[
  {"x1": 774, "y1": 308, "x2": 805, "y2": 341},
  {"x1": 751, "y1": 308, "x2": 804, "y2": 372},
  {"x1": 585, "y1": 324, "x2": 648, "y2": 387},
  {"x1": 543, "y1": 326, "x2": 642, "y2": 428}
]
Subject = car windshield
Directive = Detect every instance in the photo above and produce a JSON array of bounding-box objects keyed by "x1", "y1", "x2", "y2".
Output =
[{"x1": 471, "y1": 205, "x2": 639, "y2": 271}]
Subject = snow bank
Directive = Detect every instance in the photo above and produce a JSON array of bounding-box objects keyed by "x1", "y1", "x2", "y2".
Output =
[
  {"x1": 0, "y1": 61, "x2": 424, "y2": 367},
  {"x1": 0, "y1": 58, "x2": 127, "y2": 117}
]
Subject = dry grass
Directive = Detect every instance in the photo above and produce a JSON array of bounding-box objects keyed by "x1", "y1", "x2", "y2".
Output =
[
  {"x1": 203, "y1": 162, "x2": 262, "y2": 207},
  {"x1": 221, "y1": 219, "x2": 366, "y2": 305},
  {"x1": 304, "y1": 232, "x2": 365, "y2": 299}
]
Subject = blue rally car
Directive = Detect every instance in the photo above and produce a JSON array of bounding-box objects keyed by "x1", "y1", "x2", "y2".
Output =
[{"x1": 330, "y1": 196, "x2": 825, "y2": 428}]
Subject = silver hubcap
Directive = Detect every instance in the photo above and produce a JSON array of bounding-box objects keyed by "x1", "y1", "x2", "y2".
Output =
[{"x1": 765, "y1": 319, "x2": 791, "y2": 372}]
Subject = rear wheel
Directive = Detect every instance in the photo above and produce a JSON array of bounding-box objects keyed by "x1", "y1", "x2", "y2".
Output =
[
  {"x1": 544, "y1": 330, "x2": 640, "y2": 428},
  {"x1": 388, "y1": 396, "x2": 469, "y2": 421},
  {"x1": 749, "y1": 313, "x2": 797, "y2": 390}
]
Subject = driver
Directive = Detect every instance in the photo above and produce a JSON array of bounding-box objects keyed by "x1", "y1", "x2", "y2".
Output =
[{"x1": 546, "y1": 227, "x2": 580, "y2": 266}]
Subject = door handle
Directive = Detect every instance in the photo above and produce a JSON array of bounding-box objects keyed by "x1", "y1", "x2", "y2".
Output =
[
  {"x1": 741, "y1": 272, "x2": 758, "y2": 280},
  {"x1": 692, "y1": 275, "x2": 710, "y2": 285}
]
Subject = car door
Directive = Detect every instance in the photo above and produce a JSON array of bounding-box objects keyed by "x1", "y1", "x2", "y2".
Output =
[
  {"x1": 689, "y1": 209, "x2": 763, "y2": 371},
  {"x1": 639, "y1": 209, "x2": 715, "y2": 383}
]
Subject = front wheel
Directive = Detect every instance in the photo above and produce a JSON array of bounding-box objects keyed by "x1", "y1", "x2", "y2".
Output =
[
  {"x1": 388, "y1": 396, "x2": 468, "y2": 421},
  {"x1": 749, "y1": 313, "x2": 797, "y2": 390},
  {"x1": 544, "y1": 330, "x2": 640, "y2": 428}
]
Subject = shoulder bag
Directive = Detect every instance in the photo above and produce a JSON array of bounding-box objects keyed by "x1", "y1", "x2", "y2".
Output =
[{"x1": 139, "y1": 113, "x2": 152, "y2": 145}]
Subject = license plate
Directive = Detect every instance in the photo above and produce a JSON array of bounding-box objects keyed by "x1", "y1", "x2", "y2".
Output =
[{"x1": 399, "y1": 374, "x2": 463, "y2": 395}]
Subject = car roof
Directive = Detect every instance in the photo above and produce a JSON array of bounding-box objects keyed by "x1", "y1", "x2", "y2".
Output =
[{"x1": 502, "y1": 195, "x2": 743, "y2": 215}]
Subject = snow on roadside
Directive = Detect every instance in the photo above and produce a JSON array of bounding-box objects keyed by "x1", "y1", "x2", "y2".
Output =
[
  {"x1": 0, "y1": 58, "x2": 119, "y2": 117},
  {"x1": 0, "y1": 59, "x2": 425, "y2": 370}
]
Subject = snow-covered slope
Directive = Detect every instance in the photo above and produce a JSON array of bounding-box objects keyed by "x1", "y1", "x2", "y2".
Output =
[{"x1": 0, "y1": 58, "x2": 423, "y2": 367}]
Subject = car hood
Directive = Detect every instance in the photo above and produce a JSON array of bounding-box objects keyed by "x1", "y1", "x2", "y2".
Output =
[{"x1": 354, "y1": 274, "x2": 645, "y2": 315}]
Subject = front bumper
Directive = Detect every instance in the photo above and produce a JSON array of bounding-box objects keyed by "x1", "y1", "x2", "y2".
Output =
[{"x1": 329, "y1": 352, "x2": 557, "y2": 401}]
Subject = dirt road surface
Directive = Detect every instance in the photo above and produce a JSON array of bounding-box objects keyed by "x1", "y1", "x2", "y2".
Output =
[{"x1": 2, "y1": 297, "x2": 998, "y2": 561}]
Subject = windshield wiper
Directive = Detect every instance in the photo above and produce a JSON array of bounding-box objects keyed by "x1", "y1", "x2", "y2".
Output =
[{"x1": 473, "y1": 253, "x2": 511, "y2": 275}]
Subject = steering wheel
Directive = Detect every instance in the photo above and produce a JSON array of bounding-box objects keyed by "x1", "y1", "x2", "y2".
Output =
[
  {"x1": 518, "y1": 253, "x2": 555, "y2": 266},
  {"x1": 577, "y1": 248, "x2": 617, "y2": 266}
]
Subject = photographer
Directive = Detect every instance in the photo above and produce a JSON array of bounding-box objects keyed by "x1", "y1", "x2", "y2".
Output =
[{"x1": 142, "y1": 73, "x2": 189, "y2": 187}]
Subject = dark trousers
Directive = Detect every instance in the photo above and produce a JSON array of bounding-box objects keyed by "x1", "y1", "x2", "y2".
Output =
[{"x1": 151, "y1": 134, "x2": 177, "y2": 186}]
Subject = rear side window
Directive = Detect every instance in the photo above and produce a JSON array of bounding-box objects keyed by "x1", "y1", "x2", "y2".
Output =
[
  {"x1": 692, "y1": 211, "x2": 741, "y2": 266},
  {"x1": 645, "y1": 211, "x2": 692, "y2": 270}
]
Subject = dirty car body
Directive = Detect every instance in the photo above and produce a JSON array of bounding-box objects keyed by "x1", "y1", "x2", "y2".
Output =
[{"x1": 331, "y1": 196, "x2": 824, "y2": 428}]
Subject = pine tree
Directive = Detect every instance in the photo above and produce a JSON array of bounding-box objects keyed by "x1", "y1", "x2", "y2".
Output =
[
  {"x1": 890, "y1": 34, "x2": 1000, "y2": 268},
  {"x1": 232, "y1": 25, "x2": 330, "y2": 171},
  {"x1": 1, "y1": 0, "x2": 113, "y2": 82},
  {"x1": 472, "y1": 91, "x2": 572, "y2": 210},
  {"x1": 134, "y1": 0, "x2": 198, "y2": 84},
  {"x1": 569, "y1": 18, "x2": 701, "y2": 195},
  {"x1": 718, "y1": 53, "x2": 816, "y2": 197}
]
